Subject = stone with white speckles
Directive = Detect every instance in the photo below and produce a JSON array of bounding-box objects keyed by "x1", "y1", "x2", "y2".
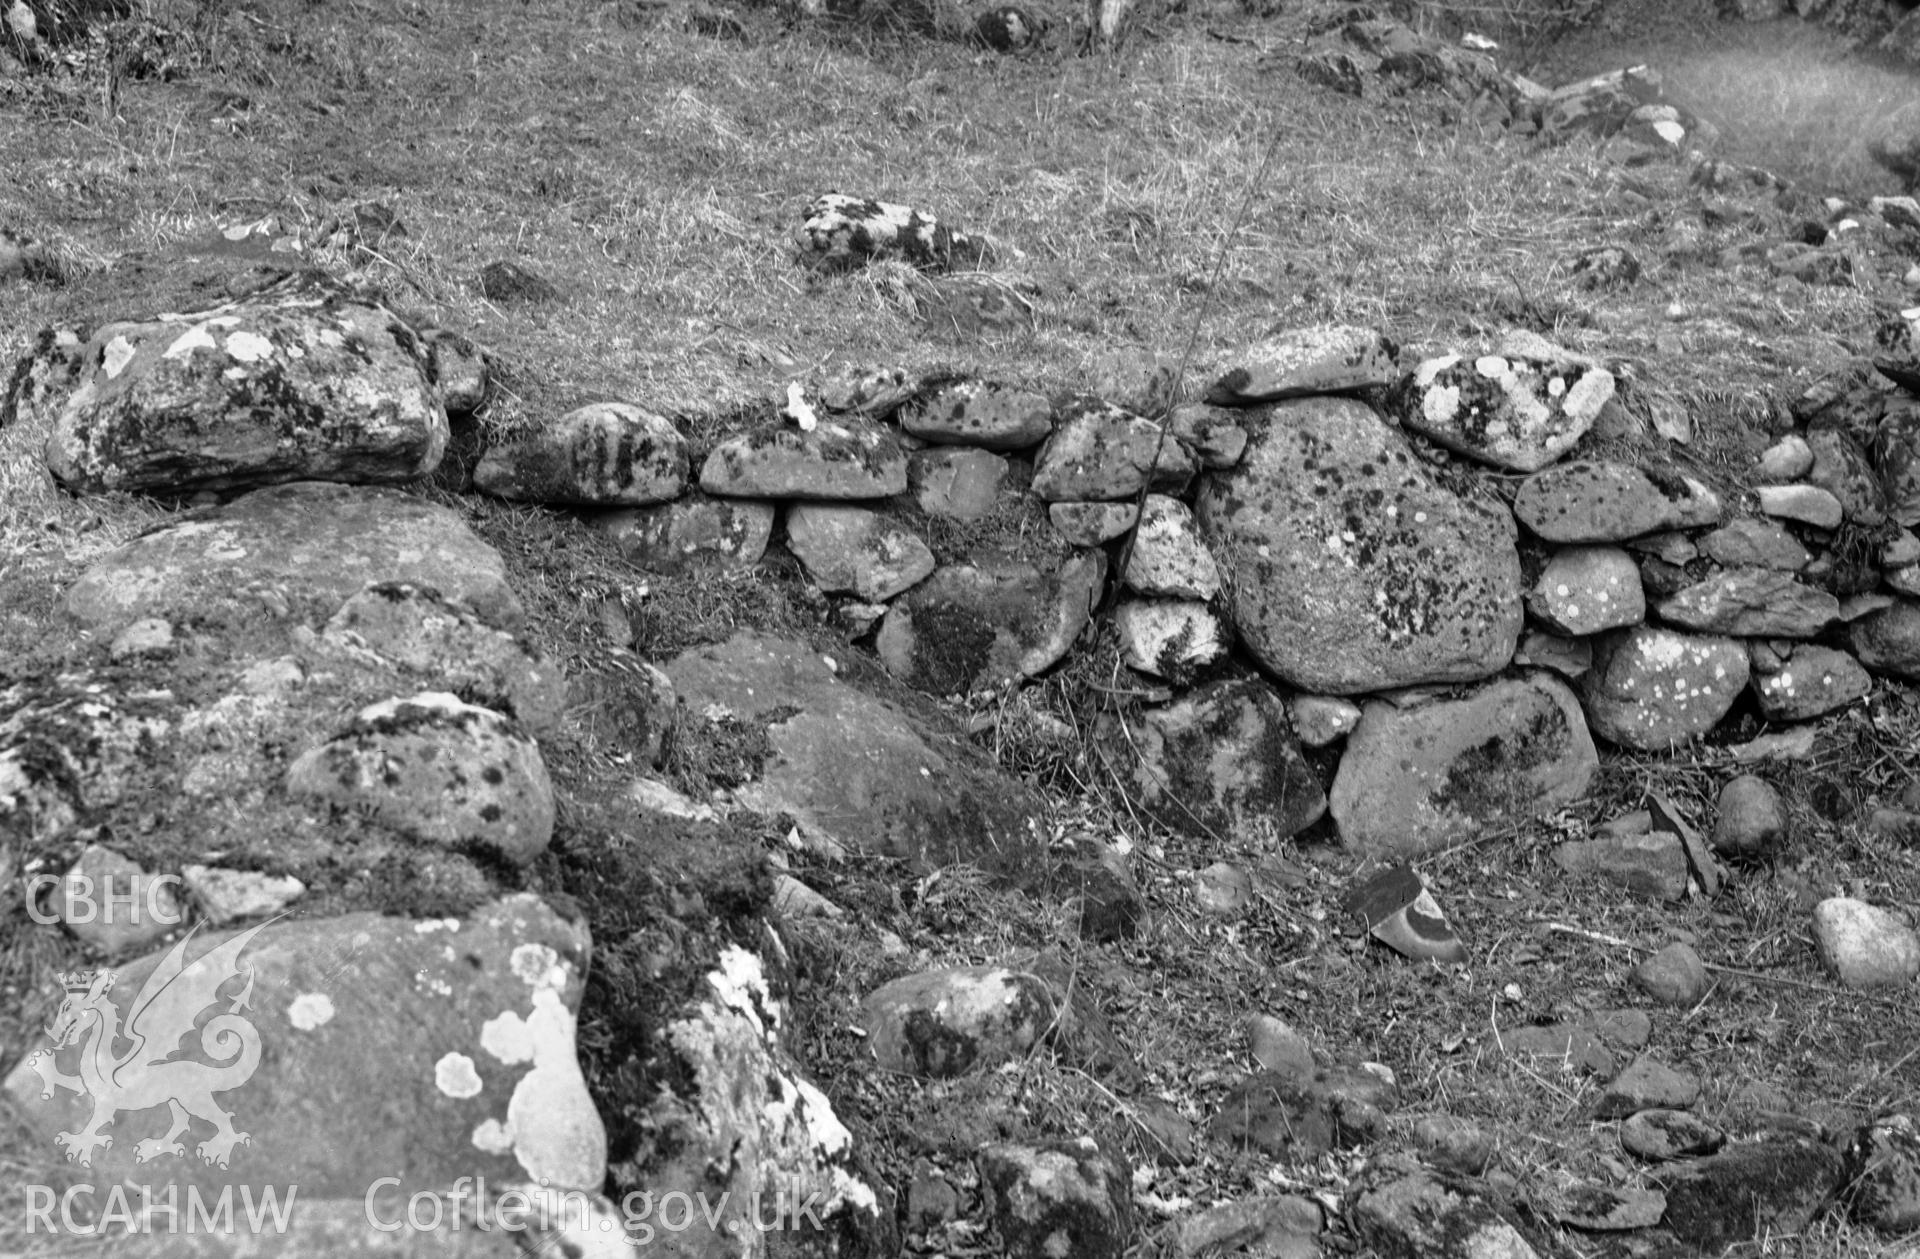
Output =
[
  {"x1": 1527, "y1": 545, "x2": 1645, "y2": 635},
  {"x1": 1581, "y1": 626, "x2": 1749, "y2": 749},
  {"x1": 1030, "y1": 395, "x2": 1196, "y2": 502},
  {"x1": 45, "y1": 284, "x2": 447, "y2": 496},
  {"x1": 1393, "y1": 334, "x2": 1614, "y2": 472},
  {"x1": 1195, "y1": 395, "x2": 1523, "y2": 693},
  {"x1": 286, "y1": 691, "x2": 554, "y2": 864},
  {"x1": 1124, "y1": 494, "x2": 1219, "y2": 599},
  {"x1": 1749, "y1": 643, "x2": 1870, "y2": 721},
  {"x1": 1, "y1": 894, "x2": 602, "y2": 1200}
]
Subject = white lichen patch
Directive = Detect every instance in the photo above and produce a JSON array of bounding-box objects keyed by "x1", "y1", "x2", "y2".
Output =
[
  {"x1": 471, "y1": 1118, "x2": 514, "y2": 1155},
  {"x1": 414, "y1": 918, "x2": 461, "y2": 934},
  {"x1": 223, "y1": 330, "x2": 276, "y2": 362},
  {"x1": 708, "y1": 944, "x2": 782, "y2": 1033},
  {"x1": 102, "y1": 336, "x2": 138, "y2": 378},
  {"x1": 287, "y1": 991, "x2": 336, "y2": 1030},
  {"x1": 162, "y1": 325, "x2": 218, "y2": 361},
  {"x1": 481, "y1": 1009, "x2": 537, "y2": 1065},
  {"x1": 510, "y1": 942, "x2": 569, "y2": 991},
  {"x1": 435, "y1": 1052, "x2": 484, "y2": 1099},
  {"x1": 503, "y1": 987, "x2": 605, "y2": 1188}
]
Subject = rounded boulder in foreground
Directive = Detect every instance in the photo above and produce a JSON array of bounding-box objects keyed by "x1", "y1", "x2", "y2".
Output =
[
  {"x1": 1813, "y1": 897, "x2": 1920, "y2": 989},
  {"x1": 1194, "y1": 395, "x2": 1522, "y2": 694}
]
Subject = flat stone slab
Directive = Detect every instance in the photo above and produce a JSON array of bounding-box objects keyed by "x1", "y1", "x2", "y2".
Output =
[
  {"x1": 900, "y1": 379, "x2": 1053, "y2": 450},
  {"x1": 1329, "y1": 674, "x2": 1597, "y2": 858},
  {"x1": 699, "y1": 420, "x2": 907, "y2": 499},
  {"x1": 4, "y1": 895, "x2": 602, "y2": 1198},
  {"x1": 1654, "y1": 567, "x2": 1838, "y2": 638},
  {"x1": 62, "y1": 481, "x2": 523, "y2": 633},
  {"x1": 1206, "y1": 325, "x2": 1398, "y2": 404},
  {"x1": 663, "y1": 633, "x2": 1043, "y2": 873},
  {"x1": 1515, "y1": 460, "x2": 1722, "y2": 542},
  {"x1": 1194, "y1": 395, "x2": 1522, "y2": 693}
]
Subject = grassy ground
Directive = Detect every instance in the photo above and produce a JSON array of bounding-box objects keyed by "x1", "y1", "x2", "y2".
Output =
[{"x1": 3, "y1": 0, "x2": 1920, "y2": 1253}]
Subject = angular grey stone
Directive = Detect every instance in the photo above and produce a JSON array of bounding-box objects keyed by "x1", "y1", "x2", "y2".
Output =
[
  {"x1": 908, "y1": 447, "x2": 1008, "y2": 521},
  {"x1": 1813, "y1": 897, "x2": 1920, "y2": 988},
  {"x1": 1851, "y1": 599, "x2": 1920, "y2": 679},
  {"x1": 1698, "y1": 518, "x2": 1810, "y2": 570},
  {"x1": 979, "y1": 1140, "x2": 1134, "y2": 1259},
  {"x1": 1195, "y1": 396, "x2": 1522, "y2": 693},
  {"x1": 1048, "y1": 500, "x2": 1138, "y2": 546},
  {"x1": 1581, "y1": 627, "x2": 1749, "y2": 749},
  {"x1": 1031, "y1": 396, "x2": 1195, "y2": 502},
  {"x1": 1352, "y1": 1165, "x2": 1538, "y2": 1259},
  {"x1": 1756, "y1": 434, "x2": 1814, "y2": 482},
  {"x1": 1206, "y1": 325, "x2": 1398, "y2": 404},
  {"x1": 1621, "y1": 1109, "x2": 1725, "y2": 1162},
  {"x1": 1806, "y1": 427, "x2": 1886, "y2": 526},
  {"x1": 1553, "y1": 831, "x2": 1688, "y2": 900},
  {"x1": 1515, "y1": 629, "x2": 1593, "y2": 678},
  {"x1": 1167, "y1": 401, "x2": 1248, "y2": 469},
  {"x1": 473, "y1": 401, "x2": 687, "y2": 506},
  {"x1": 1757, "y1": 483, "x2": 1844, "y2": 528},
  {"x1": 1329, "y1": 675, "x2": 1597, "y2": 859},
  {"x1": 1123, "y1": 494, "x2": 1219, "y2": 599},
  {"x1": 1751, "y1": 644, "x2": 1870, "y2": 720},
  {"x1": 1514, "y1": 460, "x2": 1721, "y2": 542},
  {"x1": 1289, "y1": 694, "x2": 1361, "y2": 746},
  {"x1": 1212, "y1": 1062, "x2": 1396, "y2": 1156},
  {"x1": 861, "y1": 967, "x2": 1057, "y2": 1078},
  {"x1": 1595, "y1": 1054, "x2": 1701, "y2": 1118},
  {"x1": 1654, "y1": 567, "x2": 1837, "y2": 638}
]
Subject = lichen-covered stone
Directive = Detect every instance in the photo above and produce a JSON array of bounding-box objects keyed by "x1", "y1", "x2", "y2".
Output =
[
  {"x1": 1352, "y1": 1164, "x2": 1540, "y2": 1259},
  {"x1": 664, "y1": 633, "x2": 1043, "y2": 873},
  {"x1": 1514, "y1": 460, "x2": 1722, "y2": 541},
  {"x1": 900, "y1": 379, "x2": 1053, "y2": 450},
  {"x1": 1030, "y1": 395, "x2": 1195, "y2": 501},
  {"x1": 319, "y1": 582, "x2": 566, "y2": 734},
  {"x1": 1206, "y1": 325, "x2": 1398, "y2": 404},
  {"x1": 978, "y1": 1139, "x2": 1135, "y2": 1259},
  {"x1": 1194, "y1": 395, "x2": 1522, "y2": 694},
  {"x1": 1654, "y1": 567, "x2": 1838, "y2": 638},
  {"x1": 784, "y1": 503, "x2": 934, "y2": 601},
  {"x1": 1118, "y1": 678, "x2": 1325, "y2": 843},
  {"x1": 285, "y1": 692, "x2": 554, "y2": 864},
  {"x1": 861, "y1": 966, "x2": 1058, "y2": 1078},
  {"x1": 1750, "y1": 643, "x2": 1870, "y2": 720},
  {"x1": 1527, "y1": 545, "x2": 1644, "y2": 635},
  {"x1": 1699, "y1": 518, "x2": 1811, "y2": 570},
  {"x1": 594, "y1": 491, "x2": 774, "y2": 574},
  {"x1": 45, "y1": 287, "x2": 447, "y2": 495},
  {"x1": 1, "y1": 323, "x2": 87, "y2": 430},
  {"x1": 1806, "y1": 427, "x2": 1886, "y2": 526},
  {"x1": 1048, "y1": 501, "x2": 1138, "y2": 545},
  {"x1": 795, "y1": 193, "x2": 992, "y2": 273},
  {"x1": 1112, "y1": 599, "x2": 1228, "y2": 679},
  {"x1": 1394, "y1": 336, "x2": 1614, "y2": 472},
  {"x1": 3, "y1": 895, "x2": 602, "y2": 1199},
  {"x1": 1581, "y1": 627, "x2": 1749, "y2": 749},
  {"x1": 1841, "y1": 1114, "x2": 1920, "y2": 1232},
  {"x1": 1123, "y1": 494, "x2": 1219, "y2": 599},
  {"x1": 909, "y1": 447, "x2": 1009, "y2": 521},
  {"x1": 63, "y1": 481, "x2": 523, "y2": 633},
  {"x1": 1850, "y1": 599, "x2": 1920, "y2": 679},
  {"x1": 876, "y1": 552, "x2": 1107, "y2": 694},
  {"x1": 699, "y1": 419, "x2": 906, "y2": 499},
  {"x1": 1329, "y1": 675, "x2": 1597, "y2": 858},
  {"x1": 1167, "y1": 401, "x2": 1249, "y2": 468},
  {"x1": 472, "y1": 401, "x2": 687, "y2": 506}
]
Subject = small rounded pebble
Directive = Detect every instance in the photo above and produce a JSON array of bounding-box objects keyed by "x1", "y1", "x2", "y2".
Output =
[
  {"x1": 1633, "y1": 941, "x2": 1710, "y2": 1006},
  {"x1": 1713, "y1": 775, "x2": 1787, "y2": 862},
  {"x1": 1248, "y1": 1013, "x2": 1315, "y2": 1078},
  {"x1": 1621, "y1": 1108, "x2": 1726, "y2": 1161}
]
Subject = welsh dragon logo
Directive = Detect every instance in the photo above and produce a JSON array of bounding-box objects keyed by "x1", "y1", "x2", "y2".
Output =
[{"x1": 24, "y1": 920, "x2": 272, "y2": 1170}]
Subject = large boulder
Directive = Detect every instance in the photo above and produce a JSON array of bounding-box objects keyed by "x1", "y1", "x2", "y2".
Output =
[
  {"x1": 1194, "y1": 396, "x2": 1522, "y2": 693},
  {"x1": 44, "y1": 283, "x2": 447, "y2": 496},
  {"x1": 663, "y1": 633, "x2": 1043, "y2": 873},
  {"x1": 1329, "y1": 674, "x2": 1598, "y2": 858},
  {"x1": 61, "y1": 481, "x2": 523, "y2": 633},
  {"x1": 4, "y1": 896, "x2": 603, "y2": 1199}
]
